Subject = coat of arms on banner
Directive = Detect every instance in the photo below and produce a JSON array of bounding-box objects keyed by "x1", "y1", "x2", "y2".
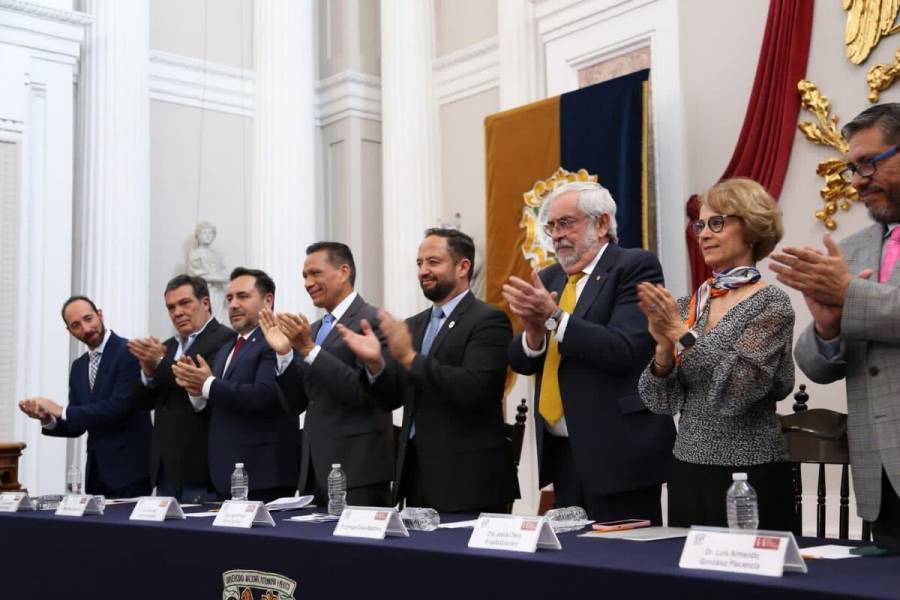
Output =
[
  {"x1": 520, "y1": 167, "x2": 598, "y2": 269},
  {"x1": 222, "y1": 569, "x2": 297, "y2": 600}
]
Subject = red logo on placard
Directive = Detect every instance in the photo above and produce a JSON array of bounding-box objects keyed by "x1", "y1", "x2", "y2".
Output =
[
  {"x1": 754, "y1": 536, "x2": 781, "y2": 550},
  {"x1": 375, "y1": 511, "x2": 388, "y2": 521},
  {"x1": 521, "y1": 521, "x2": 538, "y2": 531}
]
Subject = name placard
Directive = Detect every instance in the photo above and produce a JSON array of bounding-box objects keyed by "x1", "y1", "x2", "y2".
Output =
[
  {"x1": 333, "y1": 506, "x2": 408, "y2": 539},
  {"x1": 0, "y1": 492, "x2": 35, "y2": 512},
  {"x1": 129, "y1": 497, "x2": 186, "y2": 522},
  {"x1": 212, "y1": 500, "x2": 275, "y2": 529},
  {"x1": 679, "y1": 526, "x2": 807, "y2": 577},
  {"x1": 468, "y1": 514, "x2": 562, "y2": 553},
  {"x1": 55, "y1": 494, "x2": 104, "y2": 517}
]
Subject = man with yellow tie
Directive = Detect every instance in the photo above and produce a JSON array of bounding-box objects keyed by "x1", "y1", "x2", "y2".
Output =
[{"x1": 504, "y1": 181, "x2": 675, "y2": 523}]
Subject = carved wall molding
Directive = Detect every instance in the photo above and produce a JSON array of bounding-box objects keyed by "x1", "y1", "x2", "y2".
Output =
[
  {"x1": 149, "y1": 50, "x2": 255, "y2": 117},
  {"x1": 317, "y1": 70, "x2": 382, "y2": 126},
  {"x1": 433, "y1": 36, "x2": 500, "y2": 105}
]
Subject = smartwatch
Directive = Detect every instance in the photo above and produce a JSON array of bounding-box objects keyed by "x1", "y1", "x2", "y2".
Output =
[
  {"x1": 676, "y1": 329, "x2": 698, "y2": 353},
  {"x1": 544, "y1": 307, "x2": 564, "y2": 331}
]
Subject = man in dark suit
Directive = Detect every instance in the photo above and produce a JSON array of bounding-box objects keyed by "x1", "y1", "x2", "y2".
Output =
[
  {"x1": 18, "y1": 296, "x2": 151, "y2": 498},
  {"x1": 339, "y1": 228, "x2": 519, "y2": 513},
  {"x1": 504, "y1": 181, "x2": 675, "y2": 523},
  {"x1": 172, "y1": 267, "x2": 298, "y2": 503},
  {"x1": 260, "y1": 242, "x2": 393, "y2": 506},
  {"x1": 128, "y1": 275, "x2": 234, "y2": 502}
]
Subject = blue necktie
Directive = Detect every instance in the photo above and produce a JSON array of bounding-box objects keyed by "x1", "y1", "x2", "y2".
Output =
[
  {"x1": 315, "y1": 314, "x2": 336, "y2": 346},
  {"x1": 420, "y1": 307, "x2": 444, "y2": 356},
  {"x1": 410, "y1": 307, "x2": 445, "y2": 440}
]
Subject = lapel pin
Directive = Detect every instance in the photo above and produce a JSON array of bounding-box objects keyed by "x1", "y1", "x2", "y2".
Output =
[{"x1": 449, "y1": 321, "x2": 456, "y2": 329}]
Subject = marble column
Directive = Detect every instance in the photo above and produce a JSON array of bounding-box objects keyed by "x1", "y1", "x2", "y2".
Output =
[
  {"x1": 498, "y1": 0, "x2": 542, "y2": 110},
  {"x1": 380, "y1": 0, "x2": 442, "y2": 318},
  {"x1": 251, "y1": 0, "x2": 317, "y2": 316},
  {"x1": 75, "y1": 0, "x2": 151, "y2": 338}
]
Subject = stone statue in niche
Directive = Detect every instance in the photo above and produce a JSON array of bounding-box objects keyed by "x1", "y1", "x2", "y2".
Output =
[{"x1": 186, "y1": 221, "x2": 228, "y2": 323}]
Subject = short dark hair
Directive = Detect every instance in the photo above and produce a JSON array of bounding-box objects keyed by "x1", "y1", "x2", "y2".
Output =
[
  {"x1": 424, "y1": 228, "x2": 475, "y2": 281},
  {"x1": 164, "y1": 274, "x2": 210, "y2": 301},
  {"x1": 842, "y1": 103, "x2": 900, "y2": 144},
  {"x1": 229, "y1": 267, "x2": 276, "y2": 297},
  {"x1": 306, "y1": 241, "x2": 357, "y2": 286},
  {"x1": 60, "y1": 295, "x2": 98, "y2": 325}
]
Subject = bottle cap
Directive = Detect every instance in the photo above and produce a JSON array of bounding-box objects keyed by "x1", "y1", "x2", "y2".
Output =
[
  {"x1": 732, "y1": 472, "x2": 747, "y2": 481},
  {"x1": 331, "y1": 463, "x2": 341, "y2": 469},
  {"x1": 236, "y1": 462, "x2": 244, "y2": 468}
]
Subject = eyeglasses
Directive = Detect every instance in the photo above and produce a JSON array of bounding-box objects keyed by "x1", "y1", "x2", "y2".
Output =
[
  {"x1": 839, "y1": 145, "x2": 900, "y2": 183},
  {"x1": 691, "y1": 215, "x2": 735, "y2": 237},
  {"x1": 543, "y1": 215, "x2": 588, "y2": 236}
]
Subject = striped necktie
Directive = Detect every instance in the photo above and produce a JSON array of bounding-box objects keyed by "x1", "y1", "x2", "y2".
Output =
[{"x1": 89, "y1": 350, "x2": 101, "y2": 391}]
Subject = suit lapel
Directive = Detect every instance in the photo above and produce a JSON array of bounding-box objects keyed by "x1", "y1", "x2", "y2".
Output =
[
  {"x1": 858, "y1": 224, "x2": 884, "y2": 276},
  {"x1": 322, "y1": 295, "x2": 364, "y2": 351},
  {"x1": 224, "y1": 329, "x2": 258, "y2": 379},
  {"x1": 427, "y1": 291, "x2": 473, "y2": 358},
  {"x1": 91, "y1": 333, "x2": 120, "y2": 397},
  {"x1": 573, "y1": 244, "x2": 615, "y2": 319}
]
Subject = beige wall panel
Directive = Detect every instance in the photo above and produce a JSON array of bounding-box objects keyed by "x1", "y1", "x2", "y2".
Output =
[
  {"x1": 151, "y1": 0, "x2": 253, "y2": 68},
  {"x1": 361, "y1": 137, "x2": 384, "y2": 305},
  {"x1": 149, "y1": 101, "x2": 252, "y2": 337},
  {"x1": 439, "y1": 87, "x2": 499, "y2": 266},
  {"x1": 435, "y1": 0, "x2": 497, "y2": 57}
]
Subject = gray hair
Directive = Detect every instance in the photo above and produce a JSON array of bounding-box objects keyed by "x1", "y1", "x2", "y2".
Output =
[
  {"x1": 540, "y1": 181, "x2": 618, "y2": 243},
  {"x1": 842, "y1": 103, "x2": 900, "y2": 144}
]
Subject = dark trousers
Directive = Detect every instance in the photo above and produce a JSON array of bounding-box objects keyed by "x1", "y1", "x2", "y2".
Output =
[
  {"x1": 87, "y1": 476, "x2": 151, "y2": 499},
  {"x1": 543, "y1": 433, "x2": 662, "y2": 524},
  {"x1": 667, "y1": 458, "x2": 793, "y2": 530},
  {"x1": 401, "y1": 440, "x2": 510, "y2": 515},
  {"x1": 873, "y1": 469, "x2": 900, "y2": 545},
  {"x1": 301, "y1": 457, "x2": 392, "y2": 508}
]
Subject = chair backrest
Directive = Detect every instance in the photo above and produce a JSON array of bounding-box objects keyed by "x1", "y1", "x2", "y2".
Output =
[
  {"x1": 780, "y1": 384, "x2": 870, "y2": 540},
  {"x1": 504, "y1": 398, "x2": 528, "y2": 467}
]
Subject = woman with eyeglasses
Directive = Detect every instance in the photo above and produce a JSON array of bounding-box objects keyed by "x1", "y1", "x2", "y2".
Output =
[{"x1": 637, "y1": 177, "x2": 795, "y2": 530}]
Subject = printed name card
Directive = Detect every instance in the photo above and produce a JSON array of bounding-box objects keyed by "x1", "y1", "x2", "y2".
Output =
[
  {"x1": 212, "y1": 500, "x2": 275, "y2": 529},
  {"x1": 468, "y1": 514, "x2": 562, "y2": 553},
  {"x1": 679, "y1": 526, "x2": 807, "y2": 577},
  {"x1": 333, "y1": 507, "x2": 409, "y2": 539},
  {"x1": 55, "y1": 494, "x2": 104, "y2": 517},
  {"x1": 0, "y1": 492, "x2": 35, "y2": 512},
  {"x1": 129, "y1": 496, "x2": 186, "y2": 522}
]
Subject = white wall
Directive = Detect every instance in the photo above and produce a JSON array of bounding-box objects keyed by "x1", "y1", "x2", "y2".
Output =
[{"x1": 150, "y1": 0, "x2": 253, "y2": 68}]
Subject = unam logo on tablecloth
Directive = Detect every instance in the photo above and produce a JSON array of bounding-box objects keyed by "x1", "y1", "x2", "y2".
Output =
[{"x1": 222, "y1": 569, "x2": 297, "y2": 600}]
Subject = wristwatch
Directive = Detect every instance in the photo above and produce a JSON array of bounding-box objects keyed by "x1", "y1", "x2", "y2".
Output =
[
  {"x1": 544, "y1": 307, "x2": 564, "y2": 331},
  {"x1": 676, "y1": 329, "x2": 698, "y2": 353}
]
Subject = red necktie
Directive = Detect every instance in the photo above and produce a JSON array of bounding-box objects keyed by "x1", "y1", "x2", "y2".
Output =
[{"x1": 231, "y1": 336, "x2": 245, "y2": 359}]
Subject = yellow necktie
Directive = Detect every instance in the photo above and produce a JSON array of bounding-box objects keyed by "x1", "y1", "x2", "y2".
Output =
[{"x1": 539, "y1": 272, "x2": 584, "y2": 425}]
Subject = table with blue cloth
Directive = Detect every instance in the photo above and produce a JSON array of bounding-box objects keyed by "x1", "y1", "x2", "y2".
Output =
[{"x1": 1, "y1": 504, "x2": 898, "y2": 599}]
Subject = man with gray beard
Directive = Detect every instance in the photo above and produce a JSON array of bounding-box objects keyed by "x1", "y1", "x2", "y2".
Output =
[
  {"x1": 504, "y1": 181, "x2": 674, "y2": 523},
  {"x1": 771, "y1": 103, "x2": 900, "y2": 544}
]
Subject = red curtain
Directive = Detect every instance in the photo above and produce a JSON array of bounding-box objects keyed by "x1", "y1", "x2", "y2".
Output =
[{"x1": 687, "y1": 0, "x2": 814, "y2": 289}]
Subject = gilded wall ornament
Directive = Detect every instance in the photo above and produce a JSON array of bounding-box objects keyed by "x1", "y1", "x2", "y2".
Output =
[
  {"x1": 520, "y1": 167, "x2": 597, "y2": 269},
  {"x1": 845, "y1": 0, "x2": 900, "y2": 64},
  {"x1": 868, "y1": 48, "x2": 900, "y2": 101},
  {"x1": 797, "y1": 80, "x2": 858, "y2": 230}
]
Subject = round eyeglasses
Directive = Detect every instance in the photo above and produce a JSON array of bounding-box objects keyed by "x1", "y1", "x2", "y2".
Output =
[{"x1": 691, "y1": 214, "x2": 735, "y2": 237}]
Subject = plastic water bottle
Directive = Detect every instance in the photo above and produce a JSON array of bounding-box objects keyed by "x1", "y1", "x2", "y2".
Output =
[
  {"x1": 230, "y1": 463, "x2": 249, "y2": 501},
  {"x1": 327, "y1": 463, "x2": 347, "y2": 516},
  {"x1": 544, "y1": 506, "x2": 589, "y2": 533},
  {"x1": 726, "y1": 472, "x2": 759, "y2": 530},
  {"x1": 66, "y1": 463, "x2": 83, "y2": 494},
  {"x1": 400, "y1": 507, "x2": 440, "y2": 531}
]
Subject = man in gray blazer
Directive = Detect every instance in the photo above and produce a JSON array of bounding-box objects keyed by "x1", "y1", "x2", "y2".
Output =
[
  {"x1": 261, "y1": 242, "x2": 394, "y2": 507},
  {"x1": 771, "y1": 103, "x2": 900, "y2": 543}
]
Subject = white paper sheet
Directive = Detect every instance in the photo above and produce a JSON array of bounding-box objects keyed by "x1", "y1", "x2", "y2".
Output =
[{"x1": 800, "y1": 544, "x2": 861, "y2": 560}]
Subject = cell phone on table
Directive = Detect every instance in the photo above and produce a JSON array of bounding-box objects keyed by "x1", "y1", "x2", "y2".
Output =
[{"x1": 591, "y1": 518, "x2": 651, "y2": 532}]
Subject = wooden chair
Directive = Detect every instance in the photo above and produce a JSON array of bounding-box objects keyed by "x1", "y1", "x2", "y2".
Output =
[
  {"x1": 504, "y1": 398, "x2": 528, "y2": 468},
  {"x1": 780, "y1": 384, "x2": 871, "y2": 540}
]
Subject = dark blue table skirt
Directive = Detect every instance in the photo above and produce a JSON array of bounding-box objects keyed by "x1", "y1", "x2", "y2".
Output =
[{"x1": 1, "y1": 504, "x2": 898, "y2": 599}]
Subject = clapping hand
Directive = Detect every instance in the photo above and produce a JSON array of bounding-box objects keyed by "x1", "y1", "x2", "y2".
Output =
[
  {"x1": 378, "y1": 310, "x2": 416, "y2": 370},
  {"x1": 128, "y1": 337, "x2": 166, "y2": 377},
  {"x1": 172, "y1": 355, "x2": 211, "y2": 396},
  {"x1": 336, "y1": 319, "x2": 385, "y2": 375},
  {"x1": 259, "y1": 308, "x2": 292, "y2": 355}
]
